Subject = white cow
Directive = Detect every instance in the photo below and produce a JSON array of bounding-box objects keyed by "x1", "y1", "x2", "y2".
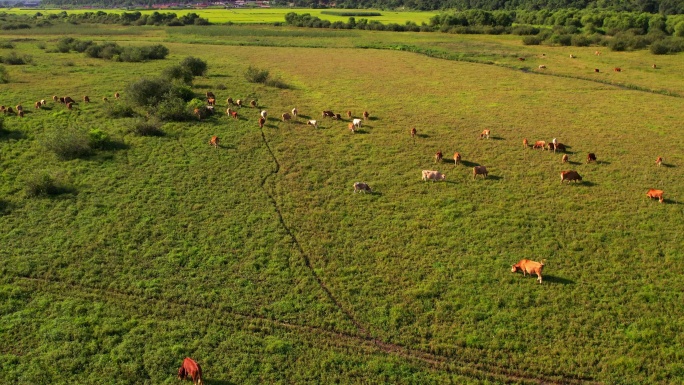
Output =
[
  {"x1": 260, "y1": 110, "x2": 267, "y2": 119},
  {"x1": 422, "y1": 170, "x2": 446, "y2": 182},
  {"x1": 353, "y1": 182, "x2": 372, "y2": 193},
  {"x1": 291, "y1": 107, "x2": 298, "y2": 118},
  {"x1": 353, "y1": 118, "x2": 362, "y2": 129},
  {"x1": 307, "y1": 120, "x2": 318, "y2": 129}
]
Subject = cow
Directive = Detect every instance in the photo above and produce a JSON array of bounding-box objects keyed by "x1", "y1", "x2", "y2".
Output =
[
  {"x1": 178, "y1": 358, "x2": 203, "y2": 385},
  {"x1": 561, "y1": 154, "x2": 569, "y2": 163},
  {"x1": 352, "y1": 119, "x2": 362, "y2": 129},
  {"x1": 533, "y1": 140, "x2": 546, "y2": 149},
  {"x1": 652, "y1": 64, "x2": 657, "y2": 69},
  {"x1": 480, "y1": 129, "x2": 490, "y2": 139},
  {"x1": 15, "y1": 104, "x2": 23, "y2": 112},
  {"x1": 410, "y1": 127, "x2": 417, "y2": 141},
  {"x1": 560, "y1": 170, "x2": 582, "y2": 183},
  {"x1": 291, "y1": 107, "x2": 298, "y2": 119},
  {"x1": 18, "y1": 110, "x2": 24, "y2": 118},
  {"x1": 230, "y1": 111, "x2": 238, "y2": 120},
  {"x1": 322, "y1": 110, "x2": 335, "y2": 118},
  {"x1": 363, "y1": 111, "x2": 369, "y2": 120},
  {"x1": 193, "y1": 107, "x2": 202, "y2": 120},
  {"x1": 52, "y1": 95, "x2": 59, "y2": 102},
  {"x1": 523, "y1": 138, "x2": 528, "y2": 148},
  {"x1": 569, "y1": 54, "x2": 576, "y2": 58},
  {"x1": 236, "y1": 99, "x2": 243, "y2": 108},
  {"x1": 260, "y1": 110, "x2": 267, "y2": 119},
  {"x1": 595, "y1": 50, "x2": 601, "y2": 56},
  {"x1": 114, "y1": 92, "x2": 120, "y2": 99},
  {"x1": 594, "y1": 68, "x2": 600, "y2": 73},
  {"x1": 454, "y1": 152, "x2": 461, "y2": 165},
  {"x1": 435, "y1": 150, "x2": 443, "y2": 163},
  {"x1": 646, "y1": 189, "x2": 664, "y2": 203},
  {"x1": 207, "y1": 98, "x2": 216, "y2": 106},
  {"x1": 552, "y1": 138, "x2": 557, "y2": 146},
  {"x1": 538, "y1": 65, "x2": 547, "y2": 69},
  {"x1": 656, "y1": 157, "x2": 662, "y2": 167},
  {"x1": 34, "y1": 101, "x2": 41, "y2": 109},
  {"x1": 587, "y1": 153, "x2": 597, "y2": 163},
  {"x1": 83, "y1": 96, "x2": 90, "y2": 103},
  {"x1": 517, "y1": 57, "x2": 525, "y2": 61},
  {"x1": 66, "y1": 102, "x2": 73, "y2": 110},
  {"x1": 281, "y1": 112, "x2": 292, "y2": 122},
  {"x1": 40, "y1": 99, "x2": 46, "y2": 106},
  {"x1": 334, "y1": 113, "x2": 342, "y2": 120},
  {"x1": 346, "y1": 110, "x2": 352, "y2": 119},
  {"x1": 422, "y1": 170, "x2": 446, "y2": 182},
  {"x1": 6, "y1": 107, "x2": 14, "y2": 115},
  {"x1": 205, "y1": 105, "x2": 214, "y2": 115},
  {"x1": 103, "y1": 97, "x2": 109, "y2": 102},
  {"x1": 64, "y1": 96, "x2": 74, "y2": 104},
  {"x1": 546, "y1": 142, "x2": 556, "y2": 152},
  {"x1": 353, "y1": 182, "x2": 372, "y2": 193},
  {"x1": 554, "y1": 143, "x2": 566, "y2": 152},
  {"x1": 258, "y1": 117, "x2": 265, "y2": 128},
  {"x1": 226, "y1": 108, "x2": 234, "y2": 116},
  {"x1": 614, "y1": 67, "x2": 621, "y2": 72},
  {"x1": 473, "y1": 166, "x2": 488, "y2": 179},
  {"x1": 511, "y1": 259, "x2": 545, "y2": 284},
  {"x1": 347, "y1": 122, "x2": 356, "y2": 133},
  {"x1": 209, "y1": 135, "x2": 219, "y2": 149},
  {"x1": 226, "y1": 97, "x2": 234, "y2": 106},
  {"x1": 206, "y1": 91, "x2": 215, "y2": 99},
  {"x1": 250, "y1": 100, "x2": 257, "y2": 108},
  {"x1": 307, "y1": 120, "x2": 318, "y2": 129}
]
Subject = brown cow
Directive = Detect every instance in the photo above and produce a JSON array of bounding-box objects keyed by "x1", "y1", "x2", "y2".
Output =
[
  {"x1": 114, "y1": 92, "x2": 120, "y2": 99},
  {"x1": 18, "y1": 110, "x2": 24, "y2": 118},
  {"x1": 16, "y1": 104, "x2": 23, "y2": 112},
  {"x1": 561, "y1": 154, "x2": 569, "y2": 163},
  {"x1": 480, "y1": 129, "x2": 490, "y2": 139},
  {"x1": 594, "y1": 68, "x2": 600, "y2": 73},
  {"x1": 473, "y1": 166, "x2": 488, "y2": 179},
  {"x1": 346, "y1": 110, "x2": 352, "y2": 119},
  {"x1": 258, "y1": 117, "x2": 265, "y2": 128},
  {"x1": 546, "y1": 142, "x2": 556, "y2": 152},
  {"x1": 511, "y1": 259, "x2": 545, "y2": 284},
  {"x1": 230, "y1": 111, "x2": 238, "y2": 120},
  {"x1": 554, "y1": 143, "x2": 566, "y2": 152},
  {"x1": 435, "y1": 150, "x2": 443, "y2": 163},
  {"x1": 614, "y1": 67, "x2": 621, "y2": 72},
  {"x1": 40, "y1": 99, "x2": 46, "y2": 106},
  {"x1": 652, "y1": 64, "x2": 657, "y2": 69},
  {"x1": 236, "y1": 99, "x2": 243, "y2": 108},
  {"x1": 656, "y1": 157, "x2": 662, "y2": 167},
  {"x1": 454, "y1": 152, "x2": 461, "y2": 165},
  {"x1": 523, "y1": 138, "x2": 528, "y2": 148},
  {"x1": 103, "y1": 97, "x2": 109, "y2": 102},
  {"x1": 64, "y1": 96, "x2": 74, "y2": 104},
  {"x1": 347, "y1": 122, "x2": 356, "y2": 133},
  {"x1": 363, "y1": 111, "x2": 369, "y2": 120},
  {"x1": 6, "y1": 107, "x2": 14, "y2": 115},
  {"x1": 226, "y1": 97, "x2": 234, "y2": 106},
  {"x1": 353, "y1": 182, "x2": 372, "y2": 193},
  {"x1": 533, "y1": 140, "x2": 546, "y2": 149},
  {"x1": 83, "y1": 96, "x2": 90, "y2": 103},
  {"x1": 587, "y1": 153, "x2": 597, "y2": 163},
  {"x1": 193, "y1": 108, "x2": 202, "y2": 120},
  {"x1": 209, "y1": 135, "x2": 219, "y2": 149},
  {"x1": 207, "y1": 98, "x2": 216, "y2": 106},
  {"x1": 595, "y1": 50, "x2": 601, "y2": 56},
  {"x1": 206, "y1": 91, "x2": 215, "y2": 99},
  {"x1": 34, "y1": 101, "x2": 41, "y2": 109},
  {"x1": 646, "y1": 189, "x2": 664, "y2": 203},
  {"x1": 281, "y1": 112, "x2": 292, "y2": 122},
  {"x1": 334, "y1": 113, "x2": 342, "y2": 120},
  {"x1": 560, "y1": 170, "x2": 582, "y2": 183},
  {"x1": 250, "y1": 100, "x2": 257, "y2": 108},
  {"x1": 410, "y1": 127, "x2": 417, "y2": 139},
  {"x1": 322, "y1": 110, "x2": 335, "y2": 118},
  {"x1": 517, "y1": 57, "x2": 525, "y2": 61},
  {"x1": 178, "y1": 357, "x2": 203, "y2": 385},
  {"x1": 52, "y1": 95, "x2": 59, "y2": 103},
  {"x1": 66, "y1": 102, "x2": 73, "y2": 110}
]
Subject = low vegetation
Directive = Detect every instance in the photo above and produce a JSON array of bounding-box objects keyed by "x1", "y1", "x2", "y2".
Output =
[{"x1": 24, "y1": 172, "x2": 73, "y2": 197}]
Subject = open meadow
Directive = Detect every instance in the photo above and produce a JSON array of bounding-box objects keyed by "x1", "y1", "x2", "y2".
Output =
[{"x1": 1, "y1": 23, "x2": 684, "y2": 384}]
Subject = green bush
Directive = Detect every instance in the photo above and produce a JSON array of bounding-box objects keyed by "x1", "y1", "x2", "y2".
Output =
[
  {"x1": 180, "y1": 56, "x2": 208, "y2": 77},
  {"x1": 245, "y1": 66, "x2": 270, "y2": 84},
  {"x1": 571, "y1": 34, "x2": 591, "y2": 46},
  {"x1": 155, "y1": 96, "x2": 191, "y2": 121},
  {"x1": 25, "y1": 172, "x2": 69, "y2": 197},
  {"x1": 41, "y1": 127, "x2": 92, "y2": 160},
  {"x1": 0, "y1": 65, "x2": 8, "y2": 83},
  {"x1": 104, "y1": 102, "x2": 136, "y2": 118},
  {"x1": 0, "y1": 51, "x2": 32, "y2": 65},
  {"x1": 264, "y1": 77, "x2": 291, "y2": 89},
  {"x1": 522, "y1": 36, "x2": 542, "y2": 45},
  {"x1": 126, "y1": 77, "x2": 173, "y2": 107},
  {"x1": 0, "y1": 41, "x2": 15, "y2": 49},
  {"x1": 162, "y1": 64, "x2": 194, "y2": 85},
  {"x1": 88, "y1": 128, "x2": 110, "y2": 149},
  {"x1": 129, "y1": 118, "x2": 164, "y2": 136}
]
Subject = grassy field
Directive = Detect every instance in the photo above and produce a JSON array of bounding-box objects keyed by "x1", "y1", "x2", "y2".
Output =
[
  {"x1": 5, "y1": 8, "x2": 438, "y2": 25},
  {"x1": 1, "y1": 24, "x2": 684, "y2": 384}
]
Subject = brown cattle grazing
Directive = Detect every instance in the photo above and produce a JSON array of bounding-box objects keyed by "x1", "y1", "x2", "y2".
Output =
[
  {"x1": 652, "y1": 64, "x2": 657, "y2": 69},
  {"x1": 66, "y1": 102, "x2": 73, "y2": 110},
  {"x1": 18, "y1": 110, "x2": 24, "y2": 118},
  {"x1": 83, "y1": 96, "x2": 90, "y2": 103},
  {"x1": 533, "y1": 140, "x2": 546, "y2": 149},
  {"x1": 614, "y1": 67, "x2": 621, "y2": 72},
  {"x1": 322, "y1": 110, "x2": 335, "y2": 118},
  {"x1": 517, "y1": 57, "x2": 525, "y2": 61},
  {"x1": 281, "y1": 112, "x2": 292, "y2": 122},
  {"x1": 346, "y1": 110, "x2": 352, "y2": 119},
  {"x1": 178, "y1": 357, "x2": 203, "y2": 385},
  {"x1": 209, "y1": 135, "x2": 220, "y2": 148},
  {"x1": 15, "y1": 104, "x2": 23, "y2": 112},
  {"x1": 334, "y1": 113, "x2": 342, "y2": 120},
  {"x1": 236, "y1": 99, "x2": 243, "y2": 108},
  {"x1": 207, "y1": 98, "x2": 216, "y2": 106},
  {"x1": 363, "y1": 111, "x2": 369, "y2": 120},
  {"x1": 422, "y1": 170, "x2": 446, "y2": 182},
  {"x1": 103, "y1": 97, "x2": 109, "y2": 102},
  {"x1": 59, "y1": 97, "x2": 65, "y2": 104},
  {"x1": 454, "y1": 152, "x2": 461, "y2": 165},
  {"x1": 561, "y1": 154, "x2": 569, "y2": 163},
  {"x1": 546, "y1": 142, "x2": 555, "y2": 151},
  {"x1": 114, "y1": 92, "x2": 120, "y2": 99},
  {"x1": 226, "y1": 97, "x2": 234, "y2": 106},
  {"x1": 347, "y1": 122, "x2": 356, "y2": 133},
  {"x1": 646, "y1": 189, "x2": 664, "y2": 203},
  {"x1": 353, "y1": 182, "x2": 372, "y2": 193},
  {"x1": 594, "y1": 68, "x2": 600, "y2": 73},
  {"x1": 6, "y1": 107, "x2": 14, "y2": 115},
  {"x1": 226, "y1": 108, "x2": 233, "y2": 116},
  {"x1": 569, "y1": 54, "x2": 576, "y2": 58},
  {"x1": 435, "y1": 150, "x2": 443, "y2": 163},
  {"x1": 410, "y1": 127, "x2": 417, "y2": 139},
  {"x1": 560, "y1": 170, "x2": 582, "y2": 183},
  {"x1": 554, "y1": 143, "x2": 566, "y2": 152},
  {"x1": 250, "y1": 100, "x2": 257, "y2": 108},
  {"x1": 656, "y1": 157, "x2": 662, "y2": 167},
  {"x1": 64, "y1": 97, "x2": 75, "y2": 105},
  {"x1": 40, "y1": 99, "x2": 46, "y2": 106},
  {"x1": 473, "y1": 166, "x2": 488, "y2": 179},
  {"x1": 230, "y1": 111, "x2": 238, "y2": 120},
  {"x1": 587, "y1": 153, "x2": 597, "y2": 163},
  {"x1": 206, "y1": 91, "x2": 215, "y2": 99},
  {"x1": 523, "y1": 138, "x2": 529, "y2": 148},
  {"x1": 193, "y1": 108, "x2": 202, "y2": 120},
  {"x1": 52, "y1": 95, "x2": 59, "y2": 102},
  {"x1": 258, "y1": 117, "x2": 265, "y2": 128},
  {"x1": 0, "y1": 106, "x2": 4, "y2": 114},
  {"x1": 538, "y1": 65, "x2": 547, "y2": 69},
  {"x1": 595, "y1": 50, "x2": 601, "y2": 56},
  {"x1": 480, "y1": 129, "x2": 490, "y2": 139},
  {"x1": 511, "y1": 259, "x2": 545, "y2": 284},
  {"x1": 34, "y1": 101, "x2": 41, "y2": 109}
]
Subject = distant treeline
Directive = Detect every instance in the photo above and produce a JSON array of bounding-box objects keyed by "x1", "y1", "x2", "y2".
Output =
[
  {"x1": 0, "y1": 10, "x2": 209, "y2": 29},
  {"x1": 319, "y1": 10, "x2": 383, "y2": 16}
]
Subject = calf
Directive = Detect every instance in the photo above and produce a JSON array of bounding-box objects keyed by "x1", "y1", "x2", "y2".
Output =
[
  {"x1": 363, "y1": 111, "x2": 369, "y2": 120},
  {"x1": 656, "y1": 157, "x2": 662, "y2": 167},
  {"x1": 352, "y1": 118, "x2": 362, "y2": 129},
  {"x1": 307, "y1": 120, "x2": 318, "y2": 129},
  {"x1": 83, "y1": 95, "x2": 90, "y2": 103},
  {"x1": 250, "y1": 100, "x2": 257, "y2": 108},
  {"x1": 473, "y1": 166, "x2": 488, "y2": 179},
  {"x1": 614, "y1": 67, "x2": 621, "y2": 72},
  {"x1": 435, "y1": 150, "x2": 443, "y2": 163},
  {"x1": 538, "y1": 65, "x2": 547, "y2": 69},
  {"x1": 34, "y1": 101, "x2": 41, "y2": 109},
  {"x1": 322, "y1": 110, "x2": 335, "y2": 118},
  {"x1": 560, "y1": 170, "x2": 582, "y2": 183},
  {"x1": 561, "y1": 154, "x2": 569, "y2": 163},
  {"x1": 353, "y1": 182, "x2": 372, "y2": 193},
  {"x1": 236, "y1": 99, "x2": 243, "y2": 108},
  {"x1": 291, "y1": 107, "x2": 298, "y2": 118},
  {"x1": 348, "y1": 122, "x2": 356, "y2": 133},
  {"x1": 114, "y1": 92, "x2": 120, "y2": 99},
  {"x1": 587, "y1": 153, "x2": 597, "y2": 163},
  {"x1": 594, "y1": 68, "x2": 600, "y2": 73},
  {"x1": 511, "y1": 259, "x2": 544, "y2": 284},
  {"x1": 227, "y1": 97, "x2": 234, "y2": 106},
  {"x1": 209, "y1": 135, "x2": 220, "y2": 148},
  {"x1": 410, "y1": 127, "x2": 417, "y2": 139},
  {"x1": 422, "y1": 170, "x2": 446, "y2": 182},
  {"x1": 281, "y1": 112, "x2": 292, "y2": 122},
  {"x1": 646, "y1": 189, "x2": 664, "y2": 203},
  {"x1": 258, "y1": 117, "x2": 266, "y2": 128},
  {"x1": 178, "y1": 357, "x2": 203, "y2": 385},
  {"x1": 480, "y1": 129, "x2": 490, "y2": 139},
  {"x1": 346, "y1": 110, "x2": 352, "y2": 119},
  {"x1": 523, "y1": 138, "x2": 528, "y2": 148},
  {"x1": 533, "y1": 140, "x2": 546, "y2": 149},
  {"x1": 454, "y1": 152, "x2": 461, "y2": 165},
  {"x1": 230, "y1": 111, "x2": 238, "y2": 120}
]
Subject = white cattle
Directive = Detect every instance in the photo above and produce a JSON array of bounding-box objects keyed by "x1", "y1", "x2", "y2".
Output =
[
  {"x1": 260, "y1": 110, "x2": 267, "y2": 119},
  {"x1": 307, "y1": 120, "x2": 318, "y2": 129},
  {"x1": 422, "y1": 170, "x2": 446, "y2": 182},
  {"x1": 353, "y1": 118, "x2": 362, "y2": 129}
]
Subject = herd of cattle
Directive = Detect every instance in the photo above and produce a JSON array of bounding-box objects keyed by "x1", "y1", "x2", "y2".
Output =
[{"x1": 519, "y1": 51, "x2": 657, "y2": 73}]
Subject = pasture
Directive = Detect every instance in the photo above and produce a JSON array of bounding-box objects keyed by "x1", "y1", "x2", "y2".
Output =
[{"x1": 1, "y1": 23, "x2": 684, "y2": 384}]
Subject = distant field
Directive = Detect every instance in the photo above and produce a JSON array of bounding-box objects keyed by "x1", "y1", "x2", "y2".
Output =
[
  {"x1": 5, "y1": 8, "x2": 438, "y2": 24},
  {"x1": 1, "y1": 24, "x2": 683, "y2": 384}
]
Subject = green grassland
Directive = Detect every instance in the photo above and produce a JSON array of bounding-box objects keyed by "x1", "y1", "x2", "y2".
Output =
[{"x1": 1, "y1": 24, "x2": 684, "y2": 384}]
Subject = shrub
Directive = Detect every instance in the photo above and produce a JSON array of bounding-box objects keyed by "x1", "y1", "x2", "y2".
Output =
[
  {"x1": 180, "y1": 56, "x2": 208, "y2": 77},
  {"x1": 36, "y1": 41, "x2": 46, "y2": 50},
  {"x1": 41, "y1": 127, "x2": 92, "y2": 160},
  {"x1": 25, "y1": 172, "x2": 69, "y2": 197},
  {"x1": 130, "y1": 118, "x2": 164, "y2": 136},
  {"x1": 571, "y1": 34, "x2": 591, "y2": 46},
  {"x1": 88, "y1": 128, "x2": 110, "y2": 149},
  {"x1": 140, "y1": 44, "x2": 169, "y2": 60},
  {"x1": 650, "y1": 37, "x2": 684, "y2": 54},
  {"x1": 0, "y1": 51, "x2": 32, "y2": 65},
  {"x1": 512, "y1": 25, "x2": 540, "y2": 35},
  {"x1": 0, "y1": 41, "x2": 15, "y2": 49},
  {"x1": 522, "y1": 36, "x2": 542, "y2": 45},
  {"x1": 264, "y1": 77, "x2": 291, "y2": 89},
  {"x1": 104, "y1": 102, "x2": 136, "y2": 118},
  {"x1": 155, "y1": 96, "x2": 191, "y2": 121},
  {"x1": 245, "y1": 66, "x2": 270, "y2": 84},
  {"x1": 162, "y1": 64, "x2": 194, "y2": 85},
  {"x1": 0, "y1": 65, "x2": 8, "y2": 83},
  {"x1": 126, "y1": 77, "x2": 172, "y2": 107}
]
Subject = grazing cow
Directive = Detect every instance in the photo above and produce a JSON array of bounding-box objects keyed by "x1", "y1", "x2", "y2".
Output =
[
  {"x1": 250, "y1": 100, "x2": 257, "y2": 108},
  {"x1": 103, "y1": 97, "x2": 109, "y2": 102},
  {"x1": 260, "y1": 110, "x2": 267, "y2": 119},
  {"x1": 226, "y1": 108, "x2": 234, "y2": 116},
  {"x1": 422, "y1": 170, "x2": 446, "y2": 182},
  {"x1": 178, "y1": 358, "x2": 203, "y2": 385},
  {"x1": 410, "y1": 127, "x2": 417, "y2": 140},
  {"x1": 454, "y1": 152, "x2": 461, "y2": 165},
  {"x1": 435, "y1": 150, "x2": 443, "y2": 163},
  {"x1": 6, "y1": 107, "x2": 14, "y2": 115},
  {"x1": 114, "y1": 92, "x2": 120, "y2": 99},
  {"x1": 236, "y1": 99, "x2": 243, "y2": 108},
  {"x1": 206, "y1": 91, "x2": 215, "y2": 99},
  {"x1": 193, "y1": 108, "x2": 202, "y2": 120},
  {"x1": 18, "y1": 110, "x2": 24, "y2": 118},
  {"x1": 281, "y1": 112, "x2": 291, "y2": 122},
  {"x1": 209, "y1": 135, "x2": 220, "y2": 149},
  {"x1": 595, "y1": 50, "x2": 601, "y2": 56},
  {"x1": 587, "y1": 153, "x2": 597, "y2": 163},
  {"x1": 291, "y1": 107, "x2": 298, "y2": 119},
  {"x1": 560, "y1": 170, "x2": 582, "y2": 183},
  {"x1": 352, "y1": 119, "x2": 362, "y2": 129},
  {"x1": 614, "y1": 67, "x2": 621, "y2": 72},
  {"x1": 0, "y1": 106, "x2": 4, "y2": 114},
  {"x1": 523, "y1": 138, "x2": 528, "y2": 148},
  {"x1": 363, "y1": 111, "x2": 369, "y2": 120},
  {"x1": 258, "y1": 117, "x2": 266, "y2": 128},
  {"x1": 594, "y1": 68, "x2": 600, "y2": 73},
  {"x1": 52, "y1": 95, "x2": 59, "y2": 102},
  {"x1": 480, "y1": 129, "x2": 490, "y2": 139},
  {"x1": 334, "y1": 113, "x2": 342, "y2": 120},
  {"x1": 230, "y1": 111, "x2": 238, "y2": 120},
  {"x1": 307, "y1": 120, "x2": 318, "y2": 129},
  {"x1": 83, "y1": 96, "x2": 90, "y2": 103},
  {"x1": 346, "y1": 110, "x2": 352, "y2": 119},
  {"x1": 552, "y1": 138, "x2": 557, "y2": 146},
  {"x1": 34, "y1": 101, "x2": 41, "y2": 109},
  {"x1": 554, "y1": 143, "x2": 566, "y2": 152},
  {"x1": 207, "y1": 98, "x2": 216, "y2": 106},
  {"x1": 656, "y1": 157, "x2": 662, "y2": 167},
  {"x1": 538, "y1": 65, "x2": 547, "y2": 69},
  {"x1": 66, "y1": 102, "x2": 73, "y2": 110},
  {"x1": 59, "y1": 97, "x2": 65, "y2": 104},
  {"x1": 646, "y1": 189, "x2": 664, "y2": 203},
  {"x1": 40, "y1": 99, "x2": 46, "y2": 106},
  {"x1": 205, "y1": 105, "x2": 214, "y2": 115},
  {"x1": 226, "y1": 97, "x2": 234, "y2": 106},
  {"x1": 517, "y1": 57, "x2": 525, "y2": 61},
  {"x1": 511, "y1": 259, "x2": 545, "y2": 284},
  {"x1": 652, "y1": 64, "x2": 657, "y2": 69},
  {"x1": 546, "y1": 142, "x2": 556, "y2": 152},
  {"x1": 533, "y1": 141, "x2": 546, "y2": 149},
  {"x1": 353, "y1": 182, "x2": 372, "y2": 193},
  {"x1": 347, "y1": 122, "x2": 356, "y2": 133},
  {"x1": 64, "y1": 97, "x2": 75, "y2": 105},
  {"x1": 561, "y1": 154, "x2": 569, "y2": 163},
  {"x1": 322, "y1": 110, "x2": 335, "y2": 118},
  {"x1": 15, "y1": 104, "x2": 23, "y2": 112},
  {"x1": 569, "y1": 54, "x2": 576, "y2": 58},
  {"x1": 473, "y1": 166, "x2": 488, "y2": 179}
]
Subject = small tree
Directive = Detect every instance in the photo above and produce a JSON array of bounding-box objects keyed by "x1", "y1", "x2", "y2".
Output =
[
  {"x1": 180, "y1": 56, "x2": 208, "y2": 77},
  {"x1": 162, "y1": 64, "x2": 194, "y2": 85}
]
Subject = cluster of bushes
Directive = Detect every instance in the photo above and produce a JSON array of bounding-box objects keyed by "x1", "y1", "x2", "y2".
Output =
[
  {"x1": 284, "y1": 12, "x2": 427, "y2": 32},
  {"x1": 0, "y1": 51, "x2": 32, "y2": 65},
  {"x1": 0, "y1": 41, "x2": 15, "y2": 49},
  {"x1": 25, "y1": 172, "x2": 73, "y2": 197},
  {"x1": 56, "y1": 38, "x2": 169, "y2": 62},
  {"x1": 0, "y1": 11, "x2": 209, "y2": 30},
  {"x1": 320, "y1": 11, "x2": 382, "y2": 17},
  {"x1": 244, "y1": 66, "x2": 290, "y2": 89}
]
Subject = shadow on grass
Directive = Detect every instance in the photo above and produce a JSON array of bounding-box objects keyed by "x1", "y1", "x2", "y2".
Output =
[
  {"x1": 352, "y1": 129, "x2": 370, "y2": 134},
  {"x1": 368, "y1": 116, "x2": 379, "y2": 121},
  {"x1": 460, "y1": 160, "x2": 481, "y2": 167},
  {"x1": 0, "y1": 199, "x2": 11, "y2": 215},
  {"x1": 205, "y1": 380, "x2": 236, "y2": 385},
  {"x1": 663, "y1": 198, "x2": 680, "y2": 205},
  {"x1": 483, "y1": 175, "x2": 503, "y2": 180},
  {"x1": 417, "y1": 133, "x2": 429, "y2": 138},
  {"x1": 580, "y1": 181, "x2": 597, "y2": 187},
  {"x1": 100, "y1": 140, "x2": 130, "y2": 151},
  {"x1": 217, "y1": 143, "x2": 236, "y2": 150},
  {"x1": 598, "y1": 160, "x2": 611, "y2": 165},
  {"x1": 298, "y1": 114, "x2": 311, "y2": 120},
  {"x1": 490, "y1": 136, "x2": 505, "y2": 140},
  {"x1": 568, "y1": 160, "x2": 582, "y2": 165},
  {"x1": 544, "y1": 275, "x2": 575, "y2": 285},
  {"x1": 0, "y1": 129, "x2": 26, "y2": 141},
  {"x1": 662, "y1": 163, "x2": 676, "y2": 168}
]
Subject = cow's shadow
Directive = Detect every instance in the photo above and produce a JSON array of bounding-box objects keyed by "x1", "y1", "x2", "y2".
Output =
[
  {"x1": 460, "y1": 160, "x2": 481, "y2": 167},
  {"x1": 663, "y1": 198, "x2": 681, "y2": 205},
  {"x1": 484, "y1": 175, "x2": 503, "y2": 180},
  {"x1": 100, "y1": 140, "x2": 130, "y2": 151},
  {"x1": 0, "y1": 199, "x2": 11, "y2": 216},
  {"x1": 580, "y1": 181, "x2": 597, "y2": 187},
  {"x1": 352, "y1": 129, "x2": 369, "y2": 134},
  {"x1": 662, "y1": 163, "x2": 676, "y2": 168},
  {"x1": 368, "y1": 116, "x2": 379, "y2": 121},
  {"x1": 597, "y1": 160, "x2": 611, "y2": 165},
  {"x1": 298, "y1": 114, "x2": 311, "y2": 120},
  {"x1": 217, "y1": 143, "x2": 236, "y2": 150},
  {"x1": 568, "y1": 160, "x2": 582, "y2": 165},
  {"x1": 490, "y1": 136, "x2": 504, "y2": 140},
  {"x1": 416, "y1": 133, "x2": 429, "y2": 138},
  {"x1": 544, "y1": 275, "x2": 574, "y2": 285},
  {"x1": 205, "y1": 380, "x2": 236, "y2": 385}
]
